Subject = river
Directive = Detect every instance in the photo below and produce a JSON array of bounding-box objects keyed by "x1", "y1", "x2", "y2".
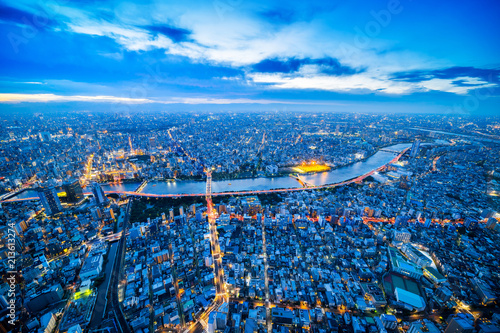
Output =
[
  {"x1": 114, "y1": 142, "x2": 411, "y2": 195},
  {"x1": 11, "y1": 143, "x2": 411, "y2": 199}
]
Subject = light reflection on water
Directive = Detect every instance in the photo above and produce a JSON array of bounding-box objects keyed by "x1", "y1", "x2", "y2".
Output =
[{"x1": 12, "y1": 143, "x2": 411, "y2": 199}]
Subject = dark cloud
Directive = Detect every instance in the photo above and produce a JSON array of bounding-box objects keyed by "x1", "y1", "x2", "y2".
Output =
[
  {"x1": 143, "y1": 25, "x2": 191, "y2": 43},
  {"x1": 252, "y1": 57, "x2": 361, "y2": 75},
  {"x1": 0, "y1": 3, "x2": 57, "y2": 28},
  {"x1": 392, "y1": 66, "x2": 500, "y2": 84},
  {"x1": 252, "y1": 58, "x2": 302, "y2": 73}
]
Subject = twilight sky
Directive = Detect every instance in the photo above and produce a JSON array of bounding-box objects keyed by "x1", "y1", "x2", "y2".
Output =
[{"x1": 0, "y1": 0, "x2": 499, "y2": 114}]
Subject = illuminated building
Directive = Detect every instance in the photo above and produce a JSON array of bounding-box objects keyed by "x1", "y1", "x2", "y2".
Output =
[
  {"x1": 423, "y1": 267, "x2": 447, "y2": 284},
  {"x1": 37, "y1": 186, "x2": 62, "y2": 215},
  {"x1": 401, "y1": 243, "x2": 433, "y2": 267},
  {"x1": 63, "y1": 179, "x2": 84, "y2": 203}
]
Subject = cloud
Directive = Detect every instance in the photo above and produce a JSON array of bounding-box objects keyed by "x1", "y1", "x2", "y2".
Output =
[
  {"x1": 252, "y1": 58, "x2": 303, "y2": 73},
  {"x1": 0, "y1": 93, "x2": 338, "y2": 105},
  {"x1": 0, "y1": 93, "x2": 152, "y2": 104},
  {"x1": 252, "y1": 57, "x2": 361, "y2": 75},
  {"x1": 391, "y1": 66, "x2": 500, "y2": 84},
  {"x1": 143, "y1": 24, "x2": 191, "y2": 43},
  {"x1": 249, "y1": 70, "x2": 498, "y2": 95},
  {"x1": 250, "y1": 71, "x2": 417, "y2": 95},
  {"x1": 1, "y1": 0, "x2": 498, "y2": 103},
  {"x1": 67, "y1": 22, "x2": 174, "y2": 51},
  {"x1": 0, "y1": 3, "x2": 57, "y2": 28}
]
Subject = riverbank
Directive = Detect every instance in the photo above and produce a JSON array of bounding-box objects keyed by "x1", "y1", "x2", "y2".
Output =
[{"x1": 5, "y1": 143, "x2": 412, "y2": 201}]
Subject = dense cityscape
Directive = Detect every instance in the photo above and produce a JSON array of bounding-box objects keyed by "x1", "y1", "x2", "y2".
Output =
[
  {"x1": 0, "y1": 112, "x2": 500, "y2": 333},
  {"x1": 1, "y1": 0, "x2": 500, "y2": 332}
]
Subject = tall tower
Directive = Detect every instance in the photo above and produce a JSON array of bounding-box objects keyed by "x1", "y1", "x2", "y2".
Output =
[{"x1": 410, "y1": 139, "x2": 421, "y2": 159}]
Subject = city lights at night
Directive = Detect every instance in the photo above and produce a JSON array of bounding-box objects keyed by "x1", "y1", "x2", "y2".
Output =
[{"x1": 0, "y1": 1, "x2": 500, "y2": 333}]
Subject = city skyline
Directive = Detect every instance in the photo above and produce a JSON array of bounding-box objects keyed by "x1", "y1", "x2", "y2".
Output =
[
  {"x1": 1, "y1": 2, "x2": 500, "y2": 333},
  {"x1": 0, "y1": 0, "x2": 499, "y2": 114}
]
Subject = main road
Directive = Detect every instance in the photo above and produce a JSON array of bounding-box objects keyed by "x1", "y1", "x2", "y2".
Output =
[
  {"x1": 88, "y1": 241, "x2": 119, "y2": 329},
  {"x1": 106, "y1": 199, "x2": 132, "y2": 333},
  {"x1": 184, "y1": 173, "x2": 228, "y2": 333}
]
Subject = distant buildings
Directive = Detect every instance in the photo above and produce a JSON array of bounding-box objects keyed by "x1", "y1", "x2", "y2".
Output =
[
  {"x1": 38, "y1": 131, "x2": 51, "y2": 142},
  {"x1": 266, "y1": 164, "x2": 278, "y2": 174},
  {"x1": 37, "y1": 186, "x2": 62, "y2": 215},
  {"x1": 5, "y1": 113, "x2": 500, "y2": 332}
]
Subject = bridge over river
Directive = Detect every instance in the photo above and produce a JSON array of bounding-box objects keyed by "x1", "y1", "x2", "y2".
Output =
[{"x1": 3, "y1": 144, "x2": 410, "y2": 202}]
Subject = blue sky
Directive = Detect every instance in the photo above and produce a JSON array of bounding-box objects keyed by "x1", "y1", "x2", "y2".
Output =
[{"x1": 0, "y1": 0, "x2": 499, "y2": 114}]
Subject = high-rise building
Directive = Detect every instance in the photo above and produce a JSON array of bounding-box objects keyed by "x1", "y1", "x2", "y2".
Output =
[
  {"x1": 394, "y1": 215, "x2": 407, "y2": 228},
  {"x1": 91, "y1": 207, "x2": 102, "y2": 220},
  {"x1": 216, "y1": 312, "x2": 227, "y2": 330},
  {"x1": 486, "y1": 218, "x2": 498, "y2": 230},
  {"x1": 149, "y1": 137, "x2": 156, "y2": 149},
  {"x1": 38, "y1": 132, "x2": 51, "y2": 142},
  {"x1": 208, "y1": 312, "x2": 216, "y2": 333},
  {"x1": 37, "y1": 187, "x2": 62, "y2": 215},
  {"x1": 91, "y1": 182, "x2": 107, "y2": 204},
  {"x1": 480, "y1": 209, "x2": 494, "y2": 219},
  {"x1": 394, "y1": 229, "x2": 411, "y2": 243},
  {"x1": 410, "y1": 139, "x2": 421, "y2": 158},
  {"x1": 445, "y1": 314, "x2": 475, "y2": 333},
  {"x1": 63, "y1": 179, "x2": 84, "y2": 203},
  {"x1": 379, "y1": 314, "x2": 398, "y2": 330},
  {"x1": 464, "y1": 218, "x2": 478, "y2": 230}
]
